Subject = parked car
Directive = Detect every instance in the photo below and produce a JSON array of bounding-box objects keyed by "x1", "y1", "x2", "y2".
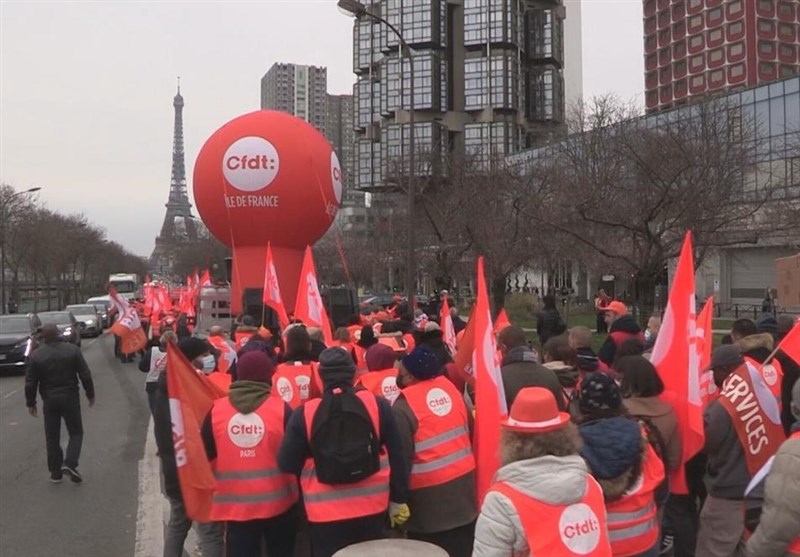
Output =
[
  {"x1": 38, "y1": 311, "x2": 82, "y2": 347},
  {"x1": 65, "y1": 304, "x2": 103, "y2": 337},
  {"x1": 87, "y1": 296, "x2": 112, "y2": 327},
  {"x1": 0, "y1": 313, "x2": 41, "y2": 374}
]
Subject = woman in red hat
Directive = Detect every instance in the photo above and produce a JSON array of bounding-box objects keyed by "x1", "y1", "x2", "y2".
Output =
[{"x1": 474, "y1": 387, "x2": 612, "y2": 557}]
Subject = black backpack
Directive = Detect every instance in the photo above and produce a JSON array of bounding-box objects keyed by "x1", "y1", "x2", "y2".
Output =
[{"x1": 309, "y1": 389, "x2": 381, "y2": 485}]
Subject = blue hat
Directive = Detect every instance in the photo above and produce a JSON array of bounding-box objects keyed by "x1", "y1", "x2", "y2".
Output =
[{"x1": 401, "y1": 347, "x2": 441, "y2": 380}]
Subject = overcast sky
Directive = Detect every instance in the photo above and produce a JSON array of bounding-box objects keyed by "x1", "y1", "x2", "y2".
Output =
[{"x1": 0, "y1": 0, "x2": 644, "y2": 257}]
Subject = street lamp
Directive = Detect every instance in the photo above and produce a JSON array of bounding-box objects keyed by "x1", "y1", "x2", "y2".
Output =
[
  {"x1": 1, "y1": 187, "x2": 41, "y2": 314},
  {"x1": 338, "y1": 0, "x2": 417, "y2": 310}
]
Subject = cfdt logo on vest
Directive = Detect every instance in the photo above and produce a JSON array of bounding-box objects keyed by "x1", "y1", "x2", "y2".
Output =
[
  {"x1": 227, "y1": 412, "x2": 266, "y2": 448},
  {"x1": 559, "y1": 503, "x2": 601, "y2": 555},
  {"x1": 223, "y1": 136, "x2": 280, "y2": 194},
  {"x1": 427, "y1": 388, "x2": 452, "y2": 417}
]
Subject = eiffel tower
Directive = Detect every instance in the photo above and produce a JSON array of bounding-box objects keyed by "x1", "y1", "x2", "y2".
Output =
[{"x1": 150, "y1": 81, "x2": 198, "y2": 275}]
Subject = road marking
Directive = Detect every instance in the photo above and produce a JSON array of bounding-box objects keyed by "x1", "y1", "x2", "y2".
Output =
[
  {"x1": 134, "y1": 419, "x2": 163, "y2": 557},
  {"x1": 1, "y1": 387, "x2": 20, "y2": 400}
]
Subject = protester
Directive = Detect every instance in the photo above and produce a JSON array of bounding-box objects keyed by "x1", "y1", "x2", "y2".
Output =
[
  {"x1": 233, "y1": 315, "x2": 259, "y2": 351},
  {"x1": 541, "y1": 335, "x2": 582, "y2": 410},
  {"x1": 617, "y1": 355, "x2": 681, "y2": 472},
  {"x1": 206, "y1": 326, "x2": 237, "y2": 385},
  {"x1": 577, "y1": 372, "x2": 665, "y2": 557},
  {"x1": 450, "y1": 306, "x2": 467, "y2": 334},
  {"x1": 306, "y1": 327, "x2": 327, "y2": 360},
  {"x1": 536, "y1": 294, "x2": 567, "y2": 346},
  {"x1": 356, "y1": 343, "x2": 401, "y2": 404},
  {"x1": 139, "y1": 330, "x2": 176, "y2": 416},
  {"x1": 597, "y1": 301, "x2": 644, "y2": 367},
  {"x1": 201, "y1": 351, "x2": 299, "y2": 557},
  {"x1": 743, "y1": 379, "x2": 800, "y2": 557},
  {"x1": 393, "y1": 347, "x2": 477, "y2": 557},
  {"x1": 474, "y1": 386, "x2": 612, "y2": 557},
  {"x1": 154, "y1": 337, "x2": 224, "y2": 557},
  {"x1": 278, "y1": 347, "x2": 409, "y2": 557},
  {"x1": 415, "y1": 321, "x2": 453, "y2": 367},
  {"x1": 272, "y1": 326, "x2": 321, "y2": 409},
  {"x1": 25, "y1": 323, "x2": 95, "y2": 484},
  {"x1": 644, "y1": 315, "x2": 661, "y2": 351},
  {"x1": 695, "y1": 344, "x2": 779, "y2": 557},
  {"x1": 497, "y1": 326, "x2": 565, "y2": 410},
  {"x1": 568, "y1": 325, "x2": 605, "y2": 374},
  {"x1": 732, "y1": 317, "x2": 783, "y2": 407},
  {"x1": 776, "y1": 314, "x2": 800, "y2": 434},
  {"x1": 595, "y1": 288, "x2": 611, "y2": 334}
]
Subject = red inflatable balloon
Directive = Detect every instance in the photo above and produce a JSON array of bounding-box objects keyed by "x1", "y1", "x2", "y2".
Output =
[{"x1": 193, "y1": 110, "x2": 342, "y2": 315}]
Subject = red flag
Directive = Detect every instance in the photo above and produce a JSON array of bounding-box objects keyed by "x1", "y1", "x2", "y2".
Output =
[
  {"x1": 650, "y1": 231, "x2": 703, "y2": 494},
  {"x1": 294, "y1": 246, "x2": 333, "y2": 346},
  {"x1": 493, "y1": 309, "x2": 512, "y2": 335},
  {"x1": 262, "y1": 243, "x2": 290, "y2": 330},
  {"x1": 777, "y1": 320, "x2": 800, "y2": 366},
  {"x1": 473, "y1": 256, "x2": 508, "y2": 504},
  {"x1": 108, "y1": 287, "x2": 147, "y2": 354},
  {"x1": 696, "y1": 297, "x2": 716, "y2": 403},
  {"x1": 440, "y1": 296, "x2": 457, "y2": 356},
  {"x1": 199, "y1": 269, "x2": 212, "y2": 287},
  {"x1": 165, "y1": 343, "x2": 226, "y2": 521},
  {"x1": 453, "y1": 309, "x2": 476, "y2": 388},
  {"x1": 157, "y1": 284, "x2": 174, "y2": 315}
]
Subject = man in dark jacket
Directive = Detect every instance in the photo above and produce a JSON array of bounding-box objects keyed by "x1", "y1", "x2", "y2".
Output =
[
  {"x1": 278, "y1": 347, "x2": 409, "y2": 557},
  {"x1": 154, "y1": 337, "x2": 224, "y2": 557},
  {"x1": 25, "y1": 323, "x2": 95, "y2": 483},
  {"x1": 536, "y1": 294, "x2": 566, "y2": 346},
  {"x1": 497, "y1": 326, "x2": 565, "y2": 410},
  {"x1": 597, "y1": 301, "x2": 644, "y2": 367}
]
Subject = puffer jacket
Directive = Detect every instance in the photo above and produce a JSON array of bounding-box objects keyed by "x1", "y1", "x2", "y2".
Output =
[
  {"x1": 579, "y1": 416, "x2": 644, "y2": 500},
  {"x1": 743, "y1": 427, "x2": 800, "y2": 557},
  {"x1": 473, "y1": 455, "x2": 593, "y2": 557}
]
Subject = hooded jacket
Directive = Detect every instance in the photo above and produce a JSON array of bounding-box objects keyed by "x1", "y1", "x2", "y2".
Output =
[
  {"x1": 501, "y1": 347, "x2": 566, "y2": 411},
  {"x1": 743, "y1": 425, "x2": 800, "y2": 557},
  {"x1": 579, "y1": 416, "x2": 644, "y2": 500},
  {"x1": 597, "y1": 315, "x2": 643, "y2": 366},
  {"x1": 474, "y1": 455, "x2": 592, "y2": 557}
]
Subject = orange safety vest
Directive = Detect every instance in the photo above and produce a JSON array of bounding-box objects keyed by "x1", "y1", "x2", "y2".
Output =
[
  {"x1": 402, "y1": 333, "x2": 416, "y2": 354},
  {"x1": 745, "y1": 356, "x2": 783, "y2": 409},
  {"x1": 234, "y1": 330, "x2": 255, "y2": 351},
  {"x1": 400, "y1": 375, "x2": 475, "y2": 490},
  {"x1": 357, "y1": 369, "x2": 400, "y2": 404},
  {"x1": 605, "y1": 442, "x2": 664, "y2": 557},
  {"x1": 354, "y1": 344, "x2": 367, "y2": 372},
  {"x1": 347, "y1": 325, "x2": 361, "y2": 342},
  {"x1": 210, "y1": 396, "x2": 298, "y2": 522},
  {"x1": 491, "y1": 476, "x2": 612, "y2": 556},
  {"x1": 208, "y1": 336, "x2": 236, "y2": 375},
  {"x1": 301, "y1": 390, "x2": 390, "y2": 522},
  {"x1": 271, "y1": 362, "x2": 321, "y2": 410},
  {"x1": 207, "y1": 371, "x2": 232, "y2": 393}
]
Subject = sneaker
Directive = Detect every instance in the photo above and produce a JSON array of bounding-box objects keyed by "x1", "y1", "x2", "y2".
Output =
[
  {"x1": 660, "y1": 533, "x2": 674, "y2": 557},
  {"x1": 50, "y1": 472, "x2": 63, "y2": 483},
  {"x1": 61, "y1": 465, "x2": 83, "y2": 484}
]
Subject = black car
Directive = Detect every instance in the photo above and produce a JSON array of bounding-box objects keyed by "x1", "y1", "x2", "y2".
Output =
[
  {"x1": 0, "y1": 313, "x2": 41, "y2": 373},
  {"x1": 38, "y1": 311, "x2": 82, "y2": 347}
]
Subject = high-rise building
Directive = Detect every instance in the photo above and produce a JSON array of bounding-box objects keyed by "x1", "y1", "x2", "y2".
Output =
[
  {"x1": 151, "y1": 85, "x2": 198, "y2": 274},
  {"x1": 563, "y1": 0, "x2": 584, "y2": 110},
  {"x1": 644, "y1": 0, "x2": 800, "y2": 113},
  {"x1": 326, "y1": 93, "x2": 368, "y2": 233},
  {"x1": 351, "y1": 0, "x2": 566, "y2": 192},
  {"x1": 260, "y1": 63, "x2": 328, "y2": 131}
]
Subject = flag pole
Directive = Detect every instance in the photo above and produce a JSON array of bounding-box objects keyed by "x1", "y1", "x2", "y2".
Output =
[{"x1": 261, "y1": 303, "x2": 267, "y2": 329}]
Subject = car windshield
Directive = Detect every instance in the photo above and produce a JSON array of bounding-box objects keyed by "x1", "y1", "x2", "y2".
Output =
[
  {"x1": 66, "y1": 305, "x2": 96, "y2": 315},
  {"x1": 111, "y1": 281, "x2": 135, "y2": 293},
  {"x1": 0, "y1": 317, "x2": 31, "y2": 334},
  {"x1": 40, "y1": 313, "x2": 72, "y2": 325},
  {"x1": 88, "y1": 299, "x2": 111, "y2": 309}
]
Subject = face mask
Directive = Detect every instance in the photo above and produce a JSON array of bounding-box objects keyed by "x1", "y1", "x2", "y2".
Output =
[
  {"x1": 644, "y1": 330, "x2": 652, "y2": 341},
  {"x1": 201, "y1": 355, "x2": 216, "y2": 373}
]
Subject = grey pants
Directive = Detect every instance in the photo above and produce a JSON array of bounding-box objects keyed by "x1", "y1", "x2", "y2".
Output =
[
  {"x1": 695, "y1": 495, "x2": 744, "y2": 557},
  {"x1": 164, "y1": 496, "x2": 224, "y2": 557}
]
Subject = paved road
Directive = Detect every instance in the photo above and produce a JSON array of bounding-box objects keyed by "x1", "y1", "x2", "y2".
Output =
[{"x1": 0, "y1": 335, "x2": 151, "y2": 557}]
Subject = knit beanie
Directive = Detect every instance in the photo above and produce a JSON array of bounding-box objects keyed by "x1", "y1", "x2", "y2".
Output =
[
  {"x1": 318, "y1": 347, "x2": 356, "y2": 387},
  {"x1": 401, "y1": 347, "x2": 441, "y2": 380},
  {"x1": 579, "y1": 372, "x2": 622, "y2": 414},
  {"x1": 365, "y1": 343, "x2": 396, "y2": 372},
  {"x1": 357, "y1": 326, "x2": 378, "y2": 349},
  {"x1": 178, "y1": 337, "x2": 211, "y2": 362},
  {"x1": 236, "y1": 351, "x2": 275, "y2": 383}
]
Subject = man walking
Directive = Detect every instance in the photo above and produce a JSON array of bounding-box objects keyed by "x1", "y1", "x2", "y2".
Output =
[{"x1": 25, "y1": 323, "x2": 95, "y2": 483}]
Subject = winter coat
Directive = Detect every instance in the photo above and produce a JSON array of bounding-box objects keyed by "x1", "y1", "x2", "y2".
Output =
[
  {"x1": 624, "y1": 396, "x2": 682, "y2": 471},
  {"x1": 578, "y1": 416, "x2": 644, "y2": 500},
  {"x1": 501, "y1": 347, "x2": 566, "y2": 411},
  {"x1": 154, "y1": 371, "x2": 181, "y2": 500},
  {"x1": 738, "y1": 333, "x2": 774, "y2": 364},
  {"x1": 25, "y1": 341, "x2": 95, "y2": 406},
  {"x1": 535, "y1": 308, "x2": 566, "y2": 346},
  {"x1": 415, "y1": 329, "x2": 453, "y2": 368},
  {"x1": 703, "y1": 398, "x2": 750, "y2": 499},
  {"x1": 743, "y1": 427, "x2": 800, "y2": 557},
  {"x1": 473, "y1": 455, "x2": 592, "y2": 557},
  {"x1": 597, "y1": 315, "x2": 643, "y2": 366}
]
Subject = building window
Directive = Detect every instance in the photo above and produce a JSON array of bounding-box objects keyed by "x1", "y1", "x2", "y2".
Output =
[
  {"x1": 777, "y1": 1, "x2": 795, "y2": 19},
  {"x1": 689, "y1": 54, "x2": 705, "y2": 72},
  {"x1": 726, "y1": 0, "x2": 744, "y2": 18},
  {"x1": 707, "y1": 28, "x2": 723, "y2": 46},
  {"x1": 687, "y1": 0, "x2": 703, "y2": 13},
  {"x1": 759, "y1": 40, "x2": 776, "y2": 58},
  {"x1": 778, "y1": 23, "x2": 796, "y2": 42},
  {"x1": 671, "y1": 1, "x2": 685, "y2": 20},
  {"x1": 675, "y1": 60, "x2": 688, "y2": 77},
  {"x1": 728, "y1": 42, "x2": 745, "y2": 59},
  {"x1": 708, "y1": 48, "x2": 725, "y2": 66},
  {"x1": 706, "y1": 6, "x2": 723, "y2": 26},
  {"x1": 757, "y1": 19, "x2": 775, "y2": 36},
  {"x1": 757, "y1": 0, "x2": 774, "y2": 15},
  {"x1": 689, "y1": 35, "x2": 704, "y2": 51},
  {"x1": 729, "y1": 63, "x2": 745, "y2": 78}
]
